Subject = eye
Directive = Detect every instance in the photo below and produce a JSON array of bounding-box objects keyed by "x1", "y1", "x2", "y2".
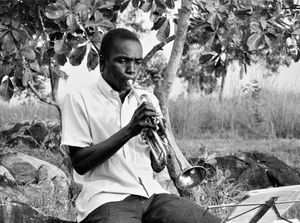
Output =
[
  {"x1": 118, "y1": 58, "x2": 127, "y2": 64},
  {"x1": 135, "y1": 60, "x2": 142, "y2": 65}
]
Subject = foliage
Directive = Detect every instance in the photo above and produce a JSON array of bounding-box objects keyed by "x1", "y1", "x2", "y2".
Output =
[
  {"x1": 180, "y1": 0, "x2": 300, "y2": 96},
  {"x1": 0, "y1": 0, "x2": 179, "y2": 104},
  {"x1": 198, "y1": 167, "x2": 246, "y2": 218}
]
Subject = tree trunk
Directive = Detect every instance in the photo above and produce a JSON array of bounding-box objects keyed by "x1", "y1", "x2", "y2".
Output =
[{"x1": 153, "y1": 0, "x2": 199, "y2": 199}]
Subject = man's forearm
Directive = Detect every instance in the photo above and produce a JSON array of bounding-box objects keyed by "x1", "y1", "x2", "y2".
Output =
[{"x1": 69, "y1": 125, "x2": 133, "y2": 175}]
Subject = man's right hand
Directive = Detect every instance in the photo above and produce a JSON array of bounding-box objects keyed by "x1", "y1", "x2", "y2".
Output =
[{"x1": 127, "y1": 101, "x2": 160, "y2": 137}]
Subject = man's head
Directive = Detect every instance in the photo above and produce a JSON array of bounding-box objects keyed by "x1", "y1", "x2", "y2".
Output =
[{"x1": 100, "y1": 28, "x2": 143, "y2": 93}]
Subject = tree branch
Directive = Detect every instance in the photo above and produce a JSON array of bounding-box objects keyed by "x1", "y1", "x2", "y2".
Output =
[
  {"x1": 143, "y1": 35, "x2": 176, "y2": 65},
  {"x1": 27, "y1": 82, "x2": 57, "y2": 107}
]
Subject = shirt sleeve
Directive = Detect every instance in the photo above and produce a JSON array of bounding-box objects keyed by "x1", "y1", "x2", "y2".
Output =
[{"x1": 60, "y1": 90, "x2": 93, "y2": 151}]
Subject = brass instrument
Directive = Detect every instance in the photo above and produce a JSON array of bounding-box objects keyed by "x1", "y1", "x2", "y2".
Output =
[{"x1": 128, "y1": 80, "x2": 206, "y2": 190}]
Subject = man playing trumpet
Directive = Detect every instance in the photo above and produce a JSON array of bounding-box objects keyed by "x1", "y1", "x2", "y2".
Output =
[{"x1": 61, "y1": 28, "x2": 220, "y2": 223}]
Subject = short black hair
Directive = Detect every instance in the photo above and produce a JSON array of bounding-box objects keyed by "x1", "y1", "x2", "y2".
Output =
[{"x1": 99, "y1": 28, "x2": 142, "y2": 66}]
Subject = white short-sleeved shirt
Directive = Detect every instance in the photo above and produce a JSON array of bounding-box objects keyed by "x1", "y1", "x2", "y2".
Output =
[{"x1": 61, "y1": 75, "x2": 169, "y2": 222}]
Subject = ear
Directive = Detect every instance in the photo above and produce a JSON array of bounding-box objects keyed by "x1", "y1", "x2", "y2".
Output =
[{"x1": 99, "y1": 55, "x2": 106, "y2": 73}]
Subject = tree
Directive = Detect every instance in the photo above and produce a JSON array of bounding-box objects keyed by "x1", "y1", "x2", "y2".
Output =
[{"x1": 180, "y1": 0, "x2": 300, "y2": 101}]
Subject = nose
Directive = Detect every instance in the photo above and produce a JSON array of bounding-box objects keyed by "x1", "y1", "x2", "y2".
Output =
[{"x1": 126, "y1": 61, "x2": 135, "y2": 74}]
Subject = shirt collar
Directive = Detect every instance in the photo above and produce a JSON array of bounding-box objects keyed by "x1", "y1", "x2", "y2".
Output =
[{"x1": 97, "y1": 74, "x2": 134, "y2": 101}]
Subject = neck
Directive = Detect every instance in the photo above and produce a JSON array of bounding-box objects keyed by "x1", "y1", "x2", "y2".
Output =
[{"x1": 119, "y1": 89, "x2": 130, "y2": 103}]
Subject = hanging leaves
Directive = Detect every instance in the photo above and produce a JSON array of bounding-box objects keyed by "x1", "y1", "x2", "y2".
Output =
[
  {"x1": 66, "y1": 13, "x2": 78, "y2": 30},
  {"x1": 199, "y1": 54, "x2": 215, "y2": 64},
  {"x1": 156, "y1": 17, "x2": 170, "y2": 42},
  {"x1": 132, "y1": 0, "x2": 140, "y2": 8},
  {"x1": 140, "y1": 0, "x2": 153, "y2": 12},
  {"x1": 22, "y1": 67, "x2": 33, "y2": 87},
  {"x1": 45, "y1": 3, "x2": 68, "y2": 19},
  {"x1": 1, "y1": 32, "x2": 15, "y2": 52},
  {"x1": 165, "y1": 0, "x2": 175, "y2": 9},
  {"x1": 54, "y1": 39, "x2": 72, "y2": 54},
  {"x1": 20, "y1": 46, "x2": 36, "y2": 61},
  {"x1": 87, "y1": 48, "x2": 99, "y2": 71},
  {"x1": 0, "y1": 77, "x2": 14, "y2": 101},
  {"x1": 55, "y1": 53, "x2": 67, "y2": 66},
  {"x1": 247, "y1": 33, "x2": 264, "y2": 51},
  {"x1": 69, "y1": 45, "x2": 87, "y2": 66},
  {"x1": 155, "y1": 0, "x2": 166, "y2": 10},
  {"x1": 152, "y1": 16, "x2": 167, "y2": 30},
  {"x1": 120, "y1": 0, "x2": 131, "y2": 12}
]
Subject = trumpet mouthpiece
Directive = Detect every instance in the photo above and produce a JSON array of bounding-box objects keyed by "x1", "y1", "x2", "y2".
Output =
[{"x1": 127, "y1": 79, "x2": 133, "y2": 86}]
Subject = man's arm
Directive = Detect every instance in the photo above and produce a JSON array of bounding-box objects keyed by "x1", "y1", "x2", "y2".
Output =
[
  {"x1": 69, "y1": 125, "x2": 133, "y2": 175},
  {"x1": 69, "y1": 101, "x2": 158, "y2": 175}
]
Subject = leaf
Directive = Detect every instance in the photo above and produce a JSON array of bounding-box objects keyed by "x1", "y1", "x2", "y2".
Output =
[
  {"x1": 165, "y1": 0, "x2": 175, "y2": 9},
  {"x1": 22, "y1": 67, "x2": 32, "y2": 87},
  {"x1": 98, "y1": 7, "x2": 114, "y2": 20},
  {"x1": 199, "y1": 54, "x2": 215, "y2": 64},
  {"x1": 132, "y1": 0, "x2": 140, "y2": 8},
  {"x1": 14, "y1": 64, "x2": 24, "y2": 79},
  {"x1": 260, "y1": 17, "x2": 267, "y2": 30},
  {"x1": 90, "y1": 31, "x2": 102, "y2": 52},
  {"x1": 205, "y1": 158, "x2": 217, "y2": 166},
  {"x1": 207, "y1": 152, "x2": 216, "y2": 161},
  {"x1": 54, "y1": 39, "x2": 72, "y2": 54},
  {"x1": 45, "y1": 3, "x2": 68, "y2": 19},
  {"x1": 29, "y1": 61, "x2": 41, "y2": 73},
  {"x1": 63, "y1": 0, "x2": 75, "y2": 8},
  {"x1": 69, "y1": 45, "x2": 87, "y2": 66},
  {"x1": 292, "y1": 50, "x2": 300, "y2": 62},
  {"x1": 2, "y1": 32, "x2": 15, "y2": 52},
  {"x1": 20, "y1": 47, "x2": 36, "y2": 61},
  {"x1": 247, "y1": 33, "x2": 263, "y2": 51},
  {"x1": 207, "y1": 13, "x2": 218, "y2": 29},
  {"x1": 87, "y1": 48, "x2": 99, "y2": 71},
  {"x1": 264, "y1": 34, "x2": 276, "y2": 50},
  {"x1": 155, "y1": 0, "x2": 166, "y2": 10},
  {"x1": 66, "y1": 13, "x2": 77, "y2": 30},
  {"x1": 0, "y1": 30, "x2": 8, "y2": 42},
  {"x1": 284, "y1": 55, "x2": 292, "y2": 67},
  {"x1": 14, "y1": 77, "x2": 25, "y2": 89},
  {"x1": 120, "y1": 0, "x2": 130, "y2": 12},
  {"x1": 250, "y1": 21, "x2": 262, "y2": 34},
  {"x1": 11, "y1": 29, "x2": 26, "y2": 43},
  {"x1": 152, "y1": 16, "x2": 166, "y2": 30},
  {"x1": 283, "y1": 0, "x2": 294, "y2": 7},
  {"x1": 0, "y1": 64, "x2": 13, "y2": 77},
  {"x1": 150, "y1": 10, "x2": 160, "y2": 22},
  {"x1": 156, "y1": 18, "x2": 170, "y2": 42},
  {"x1": 224, "y1": 169, "x2": 231, "y2": 179},
  {"x1": 215, "y1": 63, "x2": 226, "y2": 77},
  {"x1": 76, "y1": 1, "x2": 90, "y2": 22},
  {"x1": 0, "y1": 24, "x2": 9, "y2": 32},
  {"x1": 140, "y1": 0, "x2": 153, "y2": 12},
  {"x1": 55, "y1": 53, "x2": 67, "y2": 66},
  {"x1": 0, "y1": 77, "x2": 14, "y2": 101}
]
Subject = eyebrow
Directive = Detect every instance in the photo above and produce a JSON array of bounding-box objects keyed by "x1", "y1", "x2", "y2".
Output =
[{"x1": 115, "y1": 56, "x2": 143, "y2": 61}]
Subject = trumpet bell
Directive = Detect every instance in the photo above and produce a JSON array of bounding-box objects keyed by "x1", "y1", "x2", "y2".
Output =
[{"x1": 175, "y1": 166, "x2": 206, "y2": 190}]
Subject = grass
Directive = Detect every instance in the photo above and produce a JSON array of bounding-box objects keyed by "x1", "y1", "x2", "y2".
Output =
[
  {"x1": 0, "y1": 100, "x2": 59, "y2": 126},
  {"x1": 169, "y1": 89, "x2": 300, "y2": 140}
]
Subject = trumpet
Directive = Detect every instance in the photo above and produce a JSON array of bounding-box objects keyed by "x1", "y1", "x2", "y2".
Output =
[{"x1": 128, "y1": 80, "x2": 206, "y2": 190}]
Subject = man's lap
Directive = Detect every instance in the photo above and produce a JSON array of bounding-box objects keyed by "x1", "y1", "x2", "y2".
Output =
[{"x1": 81, "y1": 193, "x2": 221, "y2": 223}]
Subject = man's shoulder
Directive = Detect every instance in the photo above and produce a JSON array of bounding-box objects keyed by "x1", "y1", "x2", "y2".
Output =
[
  {"x1": 67, "y1": 82, "x2": 99, "y2": 98},
  {"x1": 61, "y1": 83, "x2": 101, "y2": 106}
]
